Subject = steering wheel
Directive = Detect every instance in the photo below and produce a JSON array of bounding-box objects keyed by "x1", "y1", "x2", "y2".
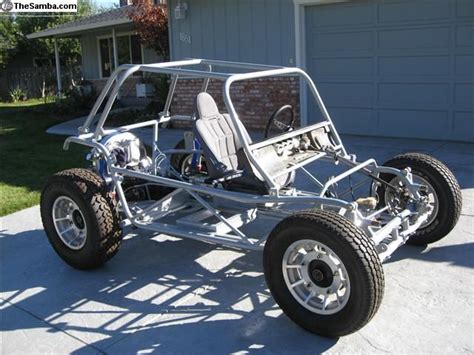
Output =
[{"x1": 264, "y1": 105, "x2": 295, "y2": 138}]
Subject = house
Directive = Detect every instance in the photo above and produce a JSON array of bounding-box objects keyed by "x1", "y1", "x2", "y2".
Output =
[
  {"x1": 166, "y1": 0, "x2": 474, "y2": 142},
  {"x1": 27, "y1": 0, "x2": 473, "y2": 142},
  {"x1": 26, "y1": 5, "x2": 163, "y2": 98}
]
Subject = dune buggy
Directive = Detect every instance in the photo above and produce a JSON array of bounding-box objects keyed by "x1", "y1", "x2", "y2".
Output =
[{"x1": 41, "y1": 59, "x2": 462, "y2": 337}]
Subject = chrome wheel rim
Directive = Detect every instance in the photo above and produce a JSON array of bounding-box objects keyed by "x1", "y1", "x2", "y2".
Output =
[
  {"x1": 180, "y1": 155, "x2": 193, "y2": 175},
  {"x1": 385, "y1": 175, "x2": 439, "y2": 228},
  {"x1": 282, "y1": 239, "x2": 351, "y2": 315},
  {"x1": 52, "y1": 196, "x2": 87, "y2": 250}
]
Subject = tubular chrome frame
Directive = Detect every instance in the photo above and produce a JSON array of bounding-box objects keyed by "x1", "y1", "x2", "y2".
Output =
[{"x1": 65, "y1": 59, "x2": 431, "y2": 261}]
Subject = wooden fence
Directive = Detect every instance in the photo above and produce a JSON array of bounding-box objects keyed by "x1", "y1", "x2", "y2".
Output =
[{"x1": 0, "y1": 66, "x2": 82, "y2": 100}]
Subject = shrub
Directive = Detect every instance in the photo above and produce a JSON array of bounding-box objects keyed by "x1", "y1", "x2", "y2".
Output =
[
  {"x1": 54, "y1": 81, "x2": 98, "y2": 116},
  {"x1": 9, "y1": 87, "x2": 27, "y2": 103},
  {"x1": 141, "y1": 74, "x2": 169, "y2": 114}
]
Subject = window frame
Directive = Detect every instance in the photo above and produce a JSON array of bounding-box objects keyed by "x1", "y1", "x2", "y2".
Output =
[{"x1": 97, "y1": 31, "x2": 145, "y2": 79}]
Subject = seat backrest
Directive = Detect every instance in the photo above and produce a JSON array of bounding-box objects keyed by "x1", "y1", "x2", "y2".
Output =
[
  {"x1": 194, "y1": 92, "x2": 251, "y2": 178},
  {"x1": 194, "y1": 92, "x2": 295, "y2": 192}
]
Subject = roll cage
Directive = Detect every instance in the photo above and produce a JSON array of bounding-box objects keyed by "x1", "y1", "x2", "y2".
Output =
[{"x1": 64, "y1": 59, "x2": 431, "y2": 261}]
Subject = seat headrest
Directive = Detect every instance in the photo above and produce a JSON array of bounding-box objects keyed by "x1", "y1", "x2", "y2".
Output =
[{"x1": 196, "y1": 92, "x2": 220, "y2": 120}]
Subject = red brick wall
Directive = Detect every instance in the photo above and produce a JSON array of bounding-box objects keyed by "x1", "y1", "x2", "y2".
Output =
[
  {"x1": 169, "y1": 77, "x2": 300, "y2": 130},
  {"x1": 90, "y1": 76, "x2": 300, "y2": 131}
]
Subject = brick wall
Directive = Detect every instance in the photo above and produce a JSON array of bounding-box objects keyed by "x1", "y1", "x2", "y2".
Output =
[
  {"x1": 169, "y1": 77, "x2": 300, "y2": 130},
  {"x1": 89, "y1": 76, "x2": 300, "y2": 131}
]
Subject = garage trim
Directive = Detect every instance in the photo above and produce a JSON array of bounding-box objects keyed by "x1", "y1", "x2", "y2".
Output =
[{"x1": 293, "y1": 0, "x2": 350, "y2": 126}]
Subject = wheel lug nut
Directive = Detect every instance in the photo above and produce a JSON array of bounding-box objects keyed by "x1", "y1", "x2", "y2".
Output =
[{"x1": 333, "y1": 271, "x2": 339, "y2": 276}]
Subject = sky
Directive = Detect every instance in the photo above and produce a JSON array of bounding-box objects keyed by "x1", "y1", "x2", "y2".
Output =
[{"x1": 95, "y1": 0, "x2": 118, "y2": 9}]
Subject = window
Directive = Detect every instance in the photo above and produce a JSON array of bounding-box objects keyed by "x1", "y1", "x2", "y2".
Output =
[{"x1": 98, "y1": 34, "x2": 143, "y2": 78}]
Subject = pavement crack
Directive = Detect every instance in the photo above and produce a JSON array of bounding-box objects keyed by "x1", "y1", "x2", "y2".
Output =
[
  {"x1": 1, "y1": 298, "x2": 106, "y2": 354},
  {"x1": 358, "y1": 332, "x2": 391, "y2": 354}
]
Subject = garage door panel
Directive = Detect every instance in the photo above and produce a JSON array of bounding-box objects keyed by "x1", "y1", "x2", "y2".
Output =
[
  {"x1": 378, "y1": 109, "x2": 450, "y2": 140},
  {"x1": 454, "y1": 84, "x2": 474, "y2": 106},
  {"x1": 455, "y1": 25, "x2": 474, "y2": 47},
  {"x1": 453, "y1": 112, "x2": 474, "y2": 141},
  {"x1": 310, "y1": 3, "x2": 374, "y2": 28},
  {"x1": 313, "y1": 31, "x2": 374, "y2": 53},
  {"x1": 378, "y1": 27, "x2": 451, "y2": 50},
  {"x1": 455, "y1": 55, "x2": 474, "y2": 75},
  {"x1": 456, "y1": 0, "x2": 474, "y2": 19},
  {"x1": 311, "y1": 57, "x2": 374, "y2": 77},
  {"x1": 378, "y1": 83, "x2": 450, "y2": 105},
  {"x1": 318, "y1": 82, "x2": 373, "y2": 107},
  {"x1": 377, "y1": 0, "x2": 450, "y2": 24},
  {"x1": 327, "y1": 108, "x2": 377, "y2": 135},
  {"x1": 378, "y1": 56, "x2": 451, "y2": 76}
]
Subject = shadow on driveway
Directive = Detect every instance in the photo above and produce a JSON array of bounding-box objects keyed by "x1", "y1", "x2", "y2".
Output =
[
  {"x1": 0, "y1": 227, "x2": 337, "y2": 354},
  {"x1": 385, "y1": 242, "x2": 474, "y2": 269}
]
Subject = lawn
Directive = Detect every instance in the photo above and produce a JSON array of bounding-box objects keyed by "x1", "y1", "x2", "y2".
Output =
[{"x1": 0, "y1": 100, "x2": 88, "y2": 216}]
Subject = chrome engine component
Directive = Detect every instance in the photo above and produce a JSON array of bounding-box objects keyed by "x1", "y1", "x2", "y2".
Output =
[{"x1": 101, "y1": 132, "x2": 151, "y2": 171}]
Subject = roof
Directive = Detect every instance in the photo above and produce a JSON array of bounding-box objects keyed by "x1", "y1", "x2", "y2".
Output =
[{"x1": 27, "y1": 6, "x2": 134, "y2": 39}]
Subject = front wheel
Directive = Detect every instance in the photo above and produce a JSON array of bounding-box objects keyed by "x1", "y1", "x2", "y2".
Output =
[
  {"x1": 377, "y1": 153, "x2": 462, "y2": 246},
  {"x1": 263, "y1": 210, "x2": 384, "y2": 337},
  {"x1": 40, "y1": 169, "x2": 123, "y2": 270}
]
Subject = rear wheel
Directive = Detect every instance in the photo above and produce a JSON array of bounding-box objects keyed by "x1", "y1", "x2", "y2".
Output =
[
  {"x1": 263, "y1": 210, "x2": 384, "y2": 337},
  {"x1": 40, "y1": 168, "x2": 123, "y2": 270},
  {"x1": 377, "y1": 153, "x2": 462, "y2": 246},
  {"x1": 170, "y1": 139, "x2": 206, "y2": 176}
]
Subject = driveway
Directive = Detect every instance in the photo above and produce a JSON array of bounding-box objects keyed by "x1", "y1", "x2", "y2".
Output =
[{"x1": 1, "y1": 133, "x2": 473, "y2": 354}]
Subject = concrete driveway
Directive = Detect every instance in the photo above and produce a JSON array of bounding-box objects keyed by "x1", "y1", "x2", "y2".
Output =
[{"x1": 1, "y1": 133, "x2": 473, "y2": 354}]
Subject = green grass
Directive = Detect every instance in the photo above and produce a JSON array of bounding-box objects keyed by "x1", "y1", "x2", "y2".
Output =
[
  {"x1": 0, "y1": 100, "x2": 88, "y2": 216},
  {"x1": 0, "y1": 98, "x2": 46, "y2": 108}
]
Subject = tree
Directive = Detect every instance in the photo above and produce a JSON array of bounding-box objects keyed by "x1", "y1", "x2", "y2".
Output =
[
  {"x1": 128, "y1": 0, "x2": 169, "y2": 60},
  {"x1": 0, "y1": 0, "x2": 99, "y2": 69},
  {"x1": 0, "y1": 16, "x2": 19, "y2": 68}
]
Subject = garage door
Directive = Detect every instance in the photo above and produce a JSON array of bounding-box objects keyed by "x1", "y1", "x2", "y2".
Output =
[{"x1": 305, "y1": 0, "x2": 474, "y2": 142}]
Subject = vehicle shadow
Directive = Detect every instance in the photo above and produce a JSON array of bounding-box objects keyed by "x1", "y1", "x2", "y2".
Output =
[
  {"x1": 385, "y1": 241, "x2": 474, "y2": 269},
  {"x1": 0, "y1": 227, "x2": 338, "y2": 354}
]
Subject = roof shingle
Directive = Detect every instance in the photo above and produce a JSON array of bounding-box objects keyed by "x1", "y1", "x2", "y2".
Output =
[{"x1": 27, "y1": 6, "x2": 134, "y2": 39}]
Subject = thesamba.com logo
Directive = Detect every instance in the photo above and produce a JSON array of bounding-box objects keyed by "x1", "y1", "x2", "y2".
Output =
[
  {"x1": 0, "y1": 0, "x2": 77, "y2": 13},
  {"x1": 0, "y1": 0, "x2": 14, "y2": 12}
]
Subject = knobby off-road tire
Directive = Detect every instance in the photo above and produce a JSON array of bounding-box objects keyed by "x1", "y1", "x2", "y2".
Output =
[
  {"x1": 378, "y1": 153, "x2": 462, "y2": 246},
  {"x1": 264, "y1": 210, "x2": 384, "y2": 337},
  {"x1": 40, "y1": 168, "x2": 123, "y2": 269}
]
